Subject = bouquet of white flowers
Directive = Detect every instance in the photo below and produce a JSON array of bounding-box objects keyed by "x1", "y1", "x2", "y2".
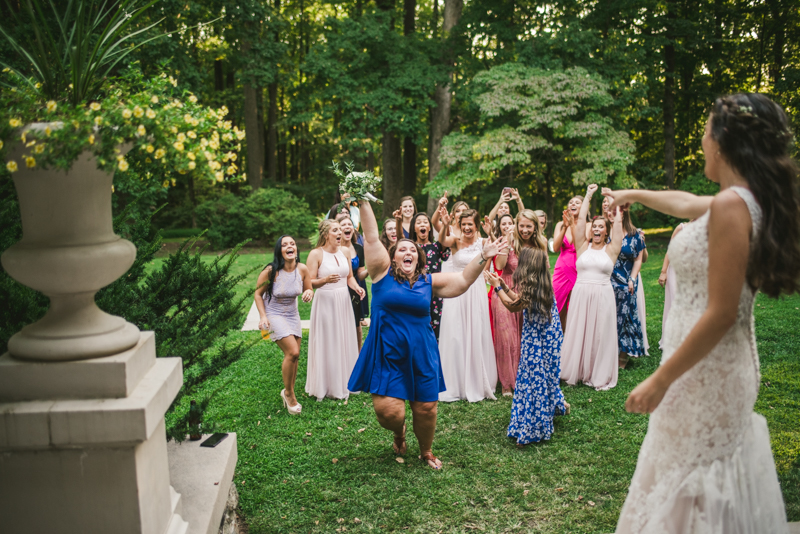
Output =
[{"x1": 332, "y1": 161, "x2": 382, "y2": 204}]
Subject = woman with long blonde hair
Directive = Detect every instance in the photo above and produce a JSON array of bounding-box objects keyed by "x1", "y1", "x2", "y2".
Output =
[
  {"x1": 490, "y1": 209, "x2": 546, "y2": 395},
  {"x1": 305, "y1": 219, "x2": 365, "y2": 400},
  {"x1": 486, "y1": 247, "x2": 569, "y2": 445}
]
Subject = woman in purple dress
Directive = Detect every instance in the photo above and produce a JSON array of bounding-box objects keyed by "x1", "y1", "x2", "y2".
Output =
[{"x1": 254, "y1": 235, "x2": 314, "y2": 414}]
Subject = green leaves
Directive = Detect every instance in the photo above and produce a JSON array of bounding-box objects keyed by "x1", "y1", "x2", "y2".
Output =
[
  {"x1": 427, "y1": 63, "x2": 635, "y2": 196},
  {"x1": 0, "y1": 0, "x2": 164, "y2": 105}
]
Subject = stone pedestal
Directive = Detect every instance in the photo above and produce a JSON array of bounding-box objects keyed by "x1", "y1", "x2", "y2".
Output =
[{"x1": 0, "y1": 332, "x2": 188, "y2": 534}]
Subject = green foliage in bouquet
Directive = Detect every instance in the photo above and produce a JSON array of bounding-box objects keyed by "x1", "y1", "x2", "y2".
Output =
[
  {"x1": 195, "y1": 187, "x2": 317, "y2": 250},
  {"x1": 332, "y1": 160, "x2": 382, "y2": 204}
]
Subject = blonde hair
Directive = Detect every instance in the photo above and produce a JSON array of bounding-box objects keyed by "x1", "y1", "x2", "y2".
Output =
[
  {"x1": 317, "y1": 219, "x2": 338, "y2": 248},
  {"x1": 450, "y1": 200, "x2": 469, "y2": 221},
  {"x1": 514, "y1": 209, "x2": 547, "y2": 254}
]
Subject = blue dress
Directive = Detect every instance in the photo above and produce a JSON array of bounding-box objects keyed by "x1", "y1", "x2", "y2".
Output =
[
  {"x1": 348, "y1": 271, "x2": 445, "y2": 402},
  {"x1": 611, "y1": 232, "x2": 646, "y2": 356},
  {"x1": 507, "y1": 300, "x2": 567, "y2": 445}
]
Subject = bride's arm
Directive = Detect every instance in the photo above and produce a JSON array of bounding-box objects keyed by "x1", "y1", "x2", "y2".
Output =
[
  {"x1": 603, "y1": 188, "x2": 713, "y2": 220},
  {"x1": 625, "y1": 190, "x2": 751, "y2": 413}
]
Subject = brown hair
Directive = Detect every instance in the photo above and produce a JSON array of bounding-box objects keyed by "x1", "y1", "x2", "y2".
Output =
[
  {"x1": 494, "y1": 213, "x2": 515, "y2": 239},
  {"x1": 512, "y1": 247, "x2": 554, "y2": 322},
  {"x1": 620, "y1": 209, "x2": 637, "y2": 237},
  {"x1": 399, "y1": 196, "x2": 417, "y2": 215},
  {"x1": 387, "y1": 238, "x2": 426, "y2": 288},
  {"x1": 335, "y1": 212, "x2": 360, "y2": 246},
  {"x1": 591, "y1": 216, "x2": 611, "y2": 243},
  {"x1": 710, "y1": 93, "x2": 800, "y2": 297},
  {"x1": 380, "y1": 218, "x2": 397, "y2": 250},
  {"x1": 458, "y1": 209, "x2": 480, "y2": 229}
]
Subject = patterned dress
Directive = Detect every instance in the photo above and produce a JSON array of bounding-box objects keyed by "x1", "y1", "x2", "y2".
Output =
[
  {"x1": 611, "y1": 232, "x2": 647, "y2": 356},
  {"x1": 507, "y1": 300, "x2": 567, "y2": 445},
  {"x1": 420, "y1": 242, "x2": 451, "y2": 339}
]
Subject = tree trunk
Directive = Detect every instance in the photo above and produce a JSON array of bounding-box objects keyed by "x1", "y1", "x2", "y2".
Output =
[
  {"x1": 663, "y1": 0, "x2": 676, "y2": 190},
  {"x1": 214, "y1": 60, "x2": 224, "y2": 92},
  {"x1": 426, "y1": 0, "x2": 463, "y2": 213},
  {"x1": 403, "y1": 136, "x2": 417, "y2": 196},
  {"x1": 767, "y1": 0, "x2": 784, "y2": 89},
  {"x1": 188, "y1": 174, "x2": 197, "y2": 228},
  {"x1": 382, "y1": 130, "x2": 403, "y2": 218},
  {"x1": 243, "y1": 37, "x2": 264, "y2": 191},
  {"x1": 267, "y1": 83, "x2": 278, "y2": 182}
]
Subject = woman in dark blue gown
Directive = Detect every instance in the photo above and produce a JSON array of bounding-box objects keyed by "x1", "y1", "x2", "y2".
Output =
[{"x1": 349, "y1": 200, "x2": 507, "y2": 469}]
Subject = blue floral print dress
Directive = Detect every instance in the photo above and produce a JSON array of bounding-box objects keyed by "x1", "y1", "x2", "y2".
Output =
[
  {"x1": 507, "y1": 300, "x2": 568, "y2": 445},
  {"x1": 611, "y1": 232, "x2": 647, "y2": 356}
]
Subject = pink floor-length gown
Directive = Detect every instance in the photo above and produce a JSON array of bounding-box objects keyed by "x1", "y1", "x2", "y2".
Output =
[
  {"x1": 553, "y1": 235, "x2": 577, "y2": 313},
  {"x1": 491, "y1": 248, "x2": 522, "y2": 390},
  {"x1": 559, "y1": 245, "x2": 618, "y2": 391},
  {"x1": 306, "y1": 249, "x2": 359, "y2": 400}
]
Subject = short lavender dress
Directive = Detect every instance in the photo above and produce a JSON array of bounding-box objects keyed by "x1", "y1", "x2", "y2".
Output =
[{"x1": 263, "y1": 268, "x2": 303, "y2": 341}]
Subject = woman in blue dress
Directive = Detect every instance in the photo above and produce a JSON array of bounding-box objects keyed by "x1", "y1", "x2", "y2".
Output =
[
  {"x1": 611, "y1": 209, "x2": 647, "y2": 368},
  {"x1": 349, "y1": 199, "x2": 508, "y2": 469},
  {"x1": 485, "y1": 247, "x2": 569, "y2": 445}
]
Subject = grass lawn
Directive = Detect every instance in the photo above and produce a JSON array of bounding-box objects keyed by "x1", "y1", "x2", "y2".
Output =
[{"x1": 154, "y1": 241, "x2": 799, "y2": 533}]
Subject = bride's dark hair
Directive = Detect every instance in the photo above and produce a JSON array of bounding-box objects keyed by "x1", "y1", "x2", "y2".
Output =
[
  {"x1": 512, "y1": 247, "x2": 554, "y2": 322},
  {"x1": 710, "y1": 93, "x2": 800, "y2": 297}
]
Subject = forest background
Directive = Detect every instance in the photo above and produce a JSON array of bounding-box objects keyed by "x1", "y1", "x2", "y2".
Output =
[{"x1": 4, "y1": 0, "x2": 799, "y2": 234}]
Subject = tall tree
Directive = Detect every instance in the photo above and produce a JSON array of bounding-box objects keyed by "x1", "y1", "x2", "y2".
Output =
[
  {"x1": 403, "y1": 0, "x2": 418, "y2": 198},
  {"x1": 427, "y1": 0, "x2": 463, "y2": 213},
  {"x1": 663, "y1": 0, "x2": 677, "y2": 189}
]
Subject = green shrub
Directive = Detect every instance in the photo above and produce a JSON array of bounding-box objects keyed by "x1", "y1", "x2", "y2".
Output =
[
  {"x1": 160, "y1": 228, "x2": 207, "y2": 239},
  {"x1": 1, "y1": 173, "x2": 255, "y2": 439},
  {"x1": 195, "y1": 187, "x2": 317, "y2": 249}
]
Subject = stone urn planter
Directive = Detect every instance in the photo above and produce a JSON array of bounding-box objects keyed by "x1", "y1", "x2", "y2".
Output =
[{"x1": 2, "y1": 125, "x2": 140, "y2": 361}]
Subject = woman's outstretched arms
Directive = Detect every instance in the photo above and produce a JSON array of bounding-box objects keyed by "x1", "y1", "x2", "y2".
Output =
[
  {"x1": 603, "y1": 188, "x2": 713, "y2": 220},
  {"x1": 432, "y1": 236, "x2": 508, "y2": 298}
]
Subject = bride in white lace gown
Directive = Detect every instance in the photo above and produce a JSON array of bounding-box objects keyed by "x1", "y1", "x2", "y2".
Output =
[{"x1": 605, "y1": 93, "x2": 799, "y2": 533}]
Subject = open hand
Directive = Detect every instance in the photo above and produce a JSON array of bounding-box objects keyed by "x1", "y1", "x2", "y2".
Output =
[
  {"x1": 301, "y1": 289, "x2": 314, "y2": 302},
  {"x1": 625, "y1": 374, "x2": 669, "y2": 414},
  {"x1": 484, "y1": 270, "x2": 502, "y2": 288},
  {"x1": 562, "y1": 210, "x2": 573, "y2": 227},
  {"x1": 482, "y1": 235, "x2": 508, "y2": 259},
  {"x1": 510, "y1": 188, "x2": 520, "y2": 200},
  {"x1": 482, "y1": 216, "x2": 494, "y2": 237}
]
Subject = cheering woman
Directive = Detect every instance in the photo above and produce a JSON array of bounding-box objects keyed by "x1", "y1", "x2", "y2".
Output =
[{"x1": 349, "y1": 200, "x2": 507, "y2": 469}]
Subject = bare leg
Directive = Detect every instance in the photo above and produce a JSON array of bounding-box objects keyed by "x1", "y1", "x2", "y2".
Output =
[
  {"x1": 559, "y1": 307, "x2": 568, "y2": 334},
  {"x1": 275, "y1": 336, "x2": 301, "y2": 406},
  {"x1": 372, "y1": 394, "x2": 406, "y2": 436},
  {"x1": 356, "y1": 325, "x2": 363, "y2": 350},
  {"x1": 410, "y1": 400, "x2": 442, "y2": 469}
]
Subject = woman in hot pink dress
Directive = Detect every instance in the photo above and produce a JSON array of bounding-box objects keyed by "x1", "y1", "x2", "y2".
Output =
[{"x1": 552, "y1": 195, "x2": 584, "y2": 329}]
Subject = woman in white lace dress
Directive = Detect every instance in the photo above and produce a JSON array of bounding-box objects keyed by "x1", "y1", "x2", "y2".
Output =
[{"x1": 605, "y1": 93, "x2": 800, "y2": 533}]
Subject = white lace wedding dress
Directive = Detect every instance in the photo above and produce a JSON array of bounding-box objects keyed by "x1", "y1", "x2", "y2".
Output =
[{"x1": 616, "y1": 187, "x2": 789, "y2": 533}]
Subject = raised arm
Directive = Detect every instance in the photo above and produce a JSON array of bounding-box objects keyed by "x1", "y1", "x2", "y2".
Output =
[
  {"x1": 358, "y1": 200, "x2": 391, "y2": 282},
  {"x1": 625, "y1": 189, "x2": 751, "y2": 413},
  {"x1": 552, "y1": 214, "x2": 569, "y2": 253},
  {"x1": 430, "y1": 193, "x2": 448, "y2": 232},
  {"x1": 432, "y1": 236, "x2": 508, "y2": 298},
  {"x1": 574, "y1": 184, "x2": 597, "y2": 255},
  {"x1": 603, "y1": 188, "x2": 714, "y2": 220},
  {"x1": 511, "y1": 188, "x2": 524, "y2": 212},
  {"x1": 606, "y1": 207, "x2": 625, "y2": 261},
  {"x1": 488, "y1": 190, "x2": 512, "y2": 221},
  {"x1": 437, "y1": 206, "x2": 457, "y2": 249}
]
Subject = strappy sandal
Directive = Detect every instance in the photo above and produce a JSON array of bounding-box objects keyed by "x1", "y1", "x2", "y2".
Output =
[
  {"x1": 392, "y1": 425, "x2": 407, "y2": 455},
  {"x1": 419, "y1": 451, "x2": 442, "y2": 470}
]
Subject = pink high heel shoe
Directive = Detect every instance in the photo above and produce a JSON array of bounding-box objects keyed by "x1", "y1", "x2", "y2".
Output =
[{"x1": 281, "y1": 389, "x2": 302, "y2": 415}]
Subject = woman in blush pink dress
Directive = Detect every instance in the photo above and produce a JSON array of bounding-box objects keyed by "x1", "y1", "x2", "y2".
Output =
[
  {"x1": 552, "y1": 195, "x2": 585, "y2": 329},
  {"x1": 305, "y1": 219, "x2": 366, "y2": 401},
  {"x1": 657, "y1": 222, "x2": 686, "y2": 350},
  {"x1": 560, "y1": 185, "x2": 624, "y2": 391}
]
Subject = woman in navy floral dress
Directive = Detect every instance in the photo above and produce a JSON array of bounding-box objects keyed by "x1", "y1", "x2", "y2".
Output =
[
  {"x1": 486, "y1": 247, "x2": 569, "y2": 445},
  {"x1": 611, "y1": 210, "x2": 647, "y2": 368},
  {"x1": 409, "y1": 212, "x2": 451, "y2": 339}
]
